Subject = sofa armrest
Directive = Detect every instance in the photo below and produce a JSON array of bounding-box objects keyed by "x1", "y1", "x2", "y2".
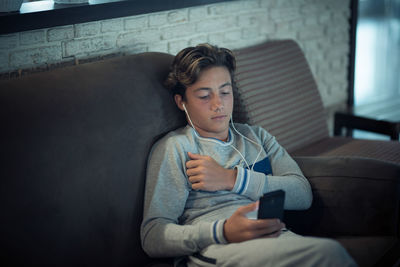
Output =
[{"x1": 285, "y1": 156, "x2": 400, "y2": 238}]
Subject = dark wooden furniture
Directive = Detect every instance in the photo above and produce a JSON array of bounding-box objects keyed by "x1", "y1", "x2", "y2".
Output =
[{"x1": 334, "y1": 98, "x2": 400, "y2": 141}]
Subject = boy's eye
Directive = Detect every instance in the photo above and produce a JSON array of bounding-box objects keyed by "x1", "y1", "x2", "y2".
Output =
[
  {"x1": 221, "y1": 91, "x2": 231, "y2": 95},
  {"x1": 199, "y1": 95, "x2": 209, "y2": 99}
]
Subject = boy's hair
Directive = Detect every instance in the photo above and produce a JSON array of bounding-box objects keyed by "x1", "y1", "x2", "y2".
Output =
[{"x1": 164, "y1": 43, "x2": 236, "y2": 99}]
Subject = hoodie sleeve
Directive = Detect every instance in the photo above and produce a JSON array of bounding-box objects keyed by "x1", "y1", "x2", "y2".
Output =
[
  {"x1": 140, "y1": 136, "x2": 227, "y2": 258},
  {"x1": 231, "y1": 126, "x2": 312, "y2": 210}
]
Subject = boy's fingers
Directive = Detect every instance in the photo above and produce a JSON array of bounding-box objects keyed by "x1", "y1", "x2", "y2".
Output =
[
  {"x1": 253, "y1": 227, "x2": 278, "y2": 237},
  {"x1": 263, "y1": 230, "x2": 281, "y2": 238},
  {"x1": 188, "y1": 152, "x2": 208, "y2": 160},
  {"x1": 237, "y1": 202, "x2": 258, "y2": 215},
  {"x1": 186, "y1": 160, "x2": 195, "y2": 169},
  {"x1": 188, "y1": 175, "x2": 201, "y2": 184},
  {"x1": 252, "y1": 221, "x2": 284, "y2": 236},
  {"x1": 186, "y1": 158, "x2": 202, "y2": 169},
  {"x1": 251, "y1": 218, "x2": 283, "y2": 231},
  {"x1": 188, "y1": 152, "x2": 200, "y2": 159}
]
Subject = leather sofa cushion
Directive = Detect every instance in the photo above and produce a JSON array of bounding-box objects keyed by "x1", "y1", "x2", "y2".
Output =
[
  {"x1": 336, "y1": 236, "x2": 398, "y2": 267},
  {"x1": 292, "y1": 137, "x2": 400, "y2": 165}
]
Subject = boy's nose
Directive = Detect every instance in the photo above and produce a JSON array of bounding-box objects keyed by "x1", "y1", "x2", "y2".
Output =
[{"x1": 211, "y1": 96, "x2": 223, "y2": 111}]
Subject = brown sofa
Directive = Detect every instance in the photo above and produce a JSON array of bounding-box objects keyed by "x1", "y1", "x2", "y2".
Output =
[{"x1": 0, "y1": 40, "x2": 399, "y2": 266}]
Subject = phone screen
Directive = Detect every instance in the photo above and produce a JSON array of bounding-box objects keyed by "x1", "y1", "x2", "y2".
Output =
[{"x1": 257, "y1": 189, "x2": 285, "y2": 220}]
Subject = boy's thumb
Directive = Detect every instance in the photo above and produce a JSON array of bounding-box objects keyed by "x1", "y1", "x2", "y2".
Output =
[{"x1": 238, "y1": 201, "x2": 258, "y2": 215}]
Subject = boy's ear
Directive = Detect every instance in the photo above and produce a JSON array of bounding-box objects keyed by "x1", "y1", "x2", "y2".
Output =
[{"x1": 174, "y1": 94, "x2": 185, "y2": 111}]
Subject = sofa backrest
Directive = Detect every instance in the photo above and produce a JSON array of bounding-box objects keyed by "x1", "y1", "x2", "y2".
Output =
[
  {"x1": 0, "y1": 52, "x2": 184, "y2": 266},
  {"x1": 233, "y1": 40, "x2": 329, "y2": 153}
]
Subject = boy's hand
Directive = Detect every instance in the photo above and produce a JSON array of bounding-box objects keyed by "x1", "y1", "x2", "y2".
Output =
[
  {"x1": 224, "y1": 202, "x2": 285, "y2": 243},
  {"x1": 186, "y1": 152, "x2": 237, "y2": 191}
]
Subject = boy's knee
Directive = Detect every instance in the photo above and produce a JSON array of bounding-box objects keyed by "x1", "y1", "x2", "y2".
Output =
[
  {"x1": 313, "y1": 239, "x2": 357, "y2": 266},
  {"x1": 317, "y1": 239, "x2": 344, "y2": 254}
]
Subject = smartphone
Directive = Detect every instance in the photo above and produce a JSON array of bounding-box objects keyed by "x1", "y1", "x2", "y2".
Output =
[{"x1": 257, "y1": 189, "x2": 285, "y2": 220}]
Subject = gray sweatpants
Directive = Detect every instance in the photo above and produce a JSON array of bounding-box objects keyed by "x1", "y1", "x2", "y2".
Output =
[{"x1": 186, "y1": 230, "x2": 357, "y2": 267}]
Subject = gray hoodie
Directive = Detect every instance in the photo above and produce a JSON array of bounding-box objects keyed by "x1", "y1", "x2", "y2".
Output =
[{"x1": 141, "y1": 123, "x2": 312, "y2": 258}]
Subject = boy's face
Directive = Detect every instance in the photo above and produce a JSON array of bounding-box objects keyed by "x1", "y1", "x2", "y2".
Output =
[{"x1": 175, "y1": 66, "x2": 234, "y2": 141}]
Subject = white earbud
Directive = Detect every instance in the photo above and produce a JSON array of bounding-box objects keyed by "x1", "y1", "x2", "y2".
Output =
[{"x1": 182, "y1": 103, "x2": 197, "y2": 133}]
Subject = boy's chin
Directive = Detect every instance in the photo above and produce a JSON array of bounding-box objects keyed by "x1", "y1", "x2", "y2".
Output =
[{"x1": 197, "y1": 125, "x2": 229, "y2": 138}]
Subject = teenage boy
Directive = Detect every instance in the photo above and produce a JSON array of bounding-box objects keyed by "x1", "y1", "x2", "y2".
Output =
[{"x1": 141, "y1": 44, "x2": 356, "y2": 267}]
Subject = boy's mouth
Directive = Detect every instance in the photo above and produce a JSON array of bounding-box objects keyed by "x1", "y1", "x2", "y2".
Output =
[{"x1": 211, "y1": 115, "x2": 227, "y2": 121}]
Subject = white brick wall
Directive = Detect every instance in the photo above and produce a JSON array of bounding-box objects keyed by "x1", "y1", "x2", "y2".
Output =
[
  {"x1": 48, "y1": 26, "x2": 74, "y2": 42},
  {"x1": 10, "y1": 45, "x2": 62, "y2": 68},
  {"x1": 0, "y1": 0, "x2": 351, "y2": 123}
]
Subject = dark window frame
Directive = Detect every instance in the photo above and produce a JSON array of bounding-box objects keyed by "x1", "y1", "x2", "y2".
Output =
[{"x1": 0, "y1": 0, "x2": 231, "y2": 35}]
